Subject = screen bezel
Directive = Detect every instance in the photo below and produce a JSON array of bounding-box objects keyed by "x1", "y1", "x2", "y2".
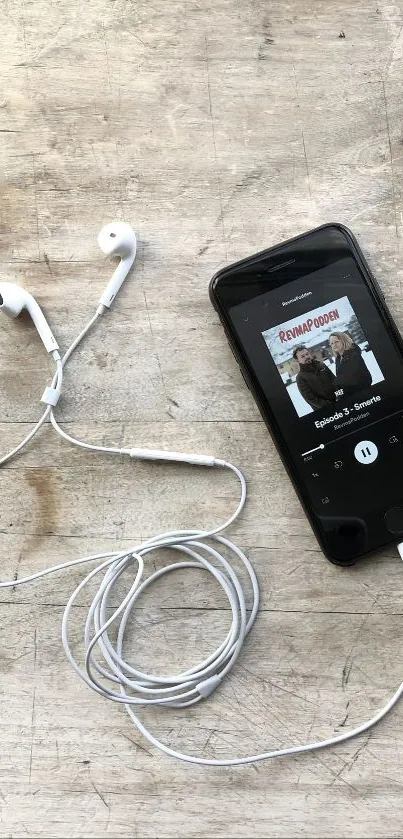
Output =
[
  {"x1": 210, "y1": 223, "x2": 403, "y2": 564},
  {"x1": 211, "y1": 224, "x2": 379, "y2": 306}
]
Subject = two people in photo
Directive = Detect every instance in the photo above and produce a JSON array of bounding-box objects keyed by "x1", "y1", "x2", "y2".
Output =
[{"x1": 293, "y1": 332, "x2": 372, "y2": 411}]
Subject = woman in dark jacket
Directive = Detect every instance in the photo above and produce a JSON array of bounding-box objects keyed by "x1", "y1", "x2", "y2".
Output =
[{"x1": 329, "y1": 332, "x2": 372, "y2": 397}]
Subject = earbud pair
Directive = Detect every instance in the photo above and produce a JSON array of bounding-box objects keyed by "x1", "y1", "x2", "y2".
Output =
[{"x1": 0, "y1": 222, "x2": 137, "y2": 353}]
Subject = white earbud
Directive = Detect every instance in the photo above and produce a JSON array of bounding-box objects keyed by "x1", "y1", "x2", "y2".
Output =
[
  {"x1": 0, "y1": 282, "x2": 59, "y2": 353},
  {"x1": 97, "y1": 222, "x2": 137, "y2": 309}
]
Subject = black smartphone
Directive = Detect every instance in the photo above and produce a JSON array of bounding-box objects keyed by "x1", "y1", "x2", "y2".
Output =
[{"x1": 210, "y1": 223, "x2": 403, "y2": 565}]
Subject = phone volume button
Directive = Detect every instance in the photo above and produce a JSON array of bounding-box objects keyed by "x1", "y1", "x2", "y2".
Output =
[
  {"x1": 239, "y1": 366, "x2": 251, "y2": 390},
  {"x1": 372, "y1": 275, "x2": 386, "y2": 302},
  {"x1": 227, "y1": 343, "x2": 251, "y2": 390}
]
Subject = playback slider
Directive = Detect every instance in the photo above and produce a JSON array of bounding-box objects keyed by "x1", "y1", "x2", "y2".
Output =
[{"x1": 301, "y1": 443, "x2": 325, "y2": 457}]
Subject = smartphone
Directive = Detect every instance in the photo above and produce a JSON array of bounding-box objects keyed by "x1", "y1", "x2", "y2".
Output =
[{"x1": 210, "y1": 223, "x2": 403, "y2": 565}]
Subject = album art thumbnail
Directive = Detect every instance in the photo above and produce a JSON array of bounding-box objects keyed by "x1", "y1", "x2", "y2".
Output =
[{"x1": 261, "y1": 296, "x2": 384, "y2": 417}]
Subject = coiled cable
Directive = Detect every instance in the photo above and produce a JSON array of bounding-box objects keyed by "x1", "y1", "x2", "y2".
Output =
[{"x1": 1, "y1": 308, "x2": 403, "y2": 766}]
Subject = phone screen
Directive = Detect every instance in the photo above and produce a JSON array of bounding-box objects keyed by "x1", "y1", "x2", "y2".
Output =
[{"x1": 219, "y1": 233, "x2": 403, "y2": 562}]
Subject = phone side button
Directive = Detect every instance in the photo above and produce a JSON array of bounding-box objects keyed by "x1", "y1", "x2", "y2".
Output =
[
  {"x1": 239, "y1": 368, "x2": 251, "y2": 390},
  {"x1": 384, "y1": 506, "x2": 403, "y2": 535},
  {"x1": 371, "y1": 276, "x2": 386, "y2": 302}
]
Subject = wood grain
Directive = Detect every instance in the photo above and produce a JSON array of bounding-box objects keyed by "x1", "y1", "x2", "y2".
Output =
[{"x1": 1, "y1": 0, "x2": 403, "y2": 836}]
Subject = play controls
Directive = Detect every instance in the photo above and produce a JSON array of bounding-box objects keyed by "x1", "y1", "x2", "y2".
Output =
[{"x1": 354, "y1": 440, "x2": 378, "y2": 464}]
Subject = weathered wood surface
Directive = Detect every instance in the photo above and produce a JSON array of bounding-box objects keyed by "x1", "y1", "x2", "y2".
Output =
[{"x1": 1, "y1": 0, "x2": 403, "y2": 836}]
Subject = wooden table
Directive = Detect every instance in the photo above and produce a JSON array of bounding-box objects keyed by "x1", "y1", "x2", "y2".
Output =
[{"x1": 1, "y1": 1, "x2": 403, "y2": 836}]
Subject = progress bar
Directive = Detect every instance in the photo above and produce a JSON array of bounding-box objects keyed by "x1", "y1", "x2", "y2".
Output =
[{"x1": 301, "y1": 444, "x2": 325, "y2": 457}]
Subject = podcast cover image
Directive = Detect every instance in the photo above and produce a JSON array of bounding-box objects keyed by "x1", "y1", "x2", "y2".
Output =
[{"x1": 262, "y1": 296, "x2": 384, "y2": 417}]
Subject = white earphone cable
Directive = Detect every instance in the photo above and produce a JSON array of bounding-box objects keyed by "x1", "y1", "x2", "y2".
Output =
[
  {"x1": 1, "y1": 306, "x2": 403, "y2": 767},
  {"x1": 0, "y1": 404, "x2": 51, "y2": 467},
  {"x1": 0, "y1": 349, "x2": 65, "y2": 468}
]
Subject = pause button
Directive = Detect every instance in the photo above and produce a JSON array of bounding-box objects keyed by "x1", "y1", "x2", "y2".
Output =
[{"x1": 354, "y1": 440, "x2": 378, "y2": 464}]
